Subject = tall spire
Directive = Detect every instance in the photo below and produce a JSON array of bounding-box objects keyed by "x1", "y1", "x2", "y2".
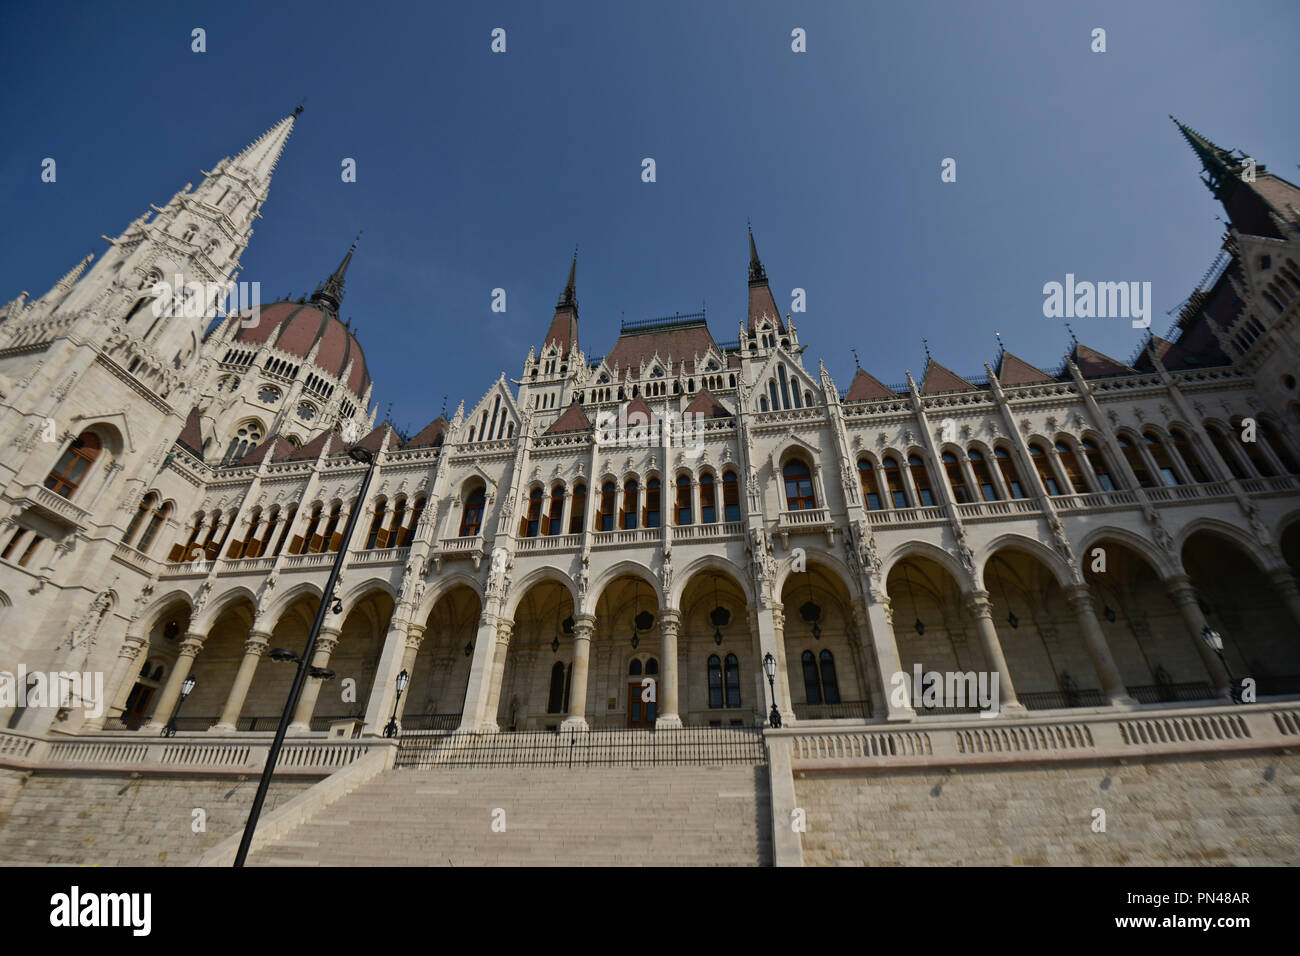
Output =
[
  {"x1": 1170, "y1": 115, "x2": 1250, "y2": 198},
  {"x1": 746, "y1": 222, "x2": 781, "y2": 332},
  {"x1": 558, "y1": 246, "x2": 577, "y2": 311},
  {"x1": 311, "y1": 235, "x2": 359, "y2": 316},
  {"x1": 748, "y1": 220, "x2": 767, "y2": 284},
  {"x1": 543, "y1": 248, "x2": 580, "y2": 354},
  {"x1": 229, "y1": 110, "x2": 299, "y2": 190}
]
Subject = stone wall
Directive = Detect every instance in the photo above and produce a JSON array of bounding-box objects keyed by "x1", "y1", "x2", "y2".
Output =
[
  {"x1": 0, "y1": 772, "x2": 313, "y2": 866},
  {"x1": 795, "y1": 752, "x2": 1300, "y2": 866}
]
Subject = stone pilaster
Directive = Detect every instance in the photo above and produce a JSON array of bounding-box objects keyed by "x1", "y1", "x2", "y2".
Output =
[
  {"x1": 1064, "y1": 586, "x2": 1134, "y2": 707},
  {"x1": 656, "y1": 608, "x2": 683, "y2": 729},
  {"x1": 212, "y1": 628, "x2": 272, "y2": 731},
  {"x1": 143, "y1": 633, "x2": 205, "y2": 732},
  {"x1": 1164, "y1": 575, "x2": 1232, "y2": 697},
  {"x1": 289, "y1": 626, "x2": 342, "y2": 732},
  {"x1": 561, "y1": 613, "x2": 595, "y2": 731},
  {"x1": 964, "y1": 591, "x2": 1025, "y2": 715}
]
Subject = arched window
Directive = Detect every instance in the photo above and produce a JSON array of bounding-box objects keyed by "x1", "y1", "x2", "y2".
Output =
[
  {"x1": 321, "y1": 502, "x2": 343, "y2": 552},
  {"x1": 569, "y1": 484, "x2": 586, "y2": 534},
  {"x1": 760, "y1": 396, "x2": 769, "y2": 412},
  {"x1": 968, "y1": 450, "x2": 999, "y2": 501},
  {"x1": 221, "y1": 421, "x2": 263, "y2": 466},
  {"x1": 137, "y1": 501, "x2": 171, "y2": 554},
  {"x1": 599, "y1": 482, "x2": 616, "y2": 531},
  {"x1": 521, "y1": 487, "x2": 543, "y2": 537},
  {"x1": 819, "y1": 650, "x2": 840, "y2": 705},
  {"x1": 908, "y1": 454, "x2": 935, "y2": 506},
  {"x1": 1054, "y1": 441, "x2": 1089, "y2": 493},
  {"x1": 722, "y1": 471, "x2": 740, "y2": 522},
  {"x1": 297, "y1": 504, "x2": 323, "y2": 554},
  {"x1": 802, "y1": 650, "x2": 821, "y2": 705},
  {"x1": 1028, "y1": 443, "x2": 1062, "y2": 495},
  {"x1": 547, "y1": 661, "x2": 567, "y2": 714},
  {"x1": 1260, "y1": 420, "x2": 1300, "y2": 473},
  {"x1": 858, "y1": 459, "x2": 882, "y2": 510},
  {"x1": 1117, "y1": 435, "x2": 1154, "y2": 487},
  {"x1": 45, "y1": 432, "x2": 101, "y2": 499},
  {"x1": 629, "y1": 659, "x2": 643, "y2": 676},
  {"x1": 993, "y1": 447, "x2": 1026, "y2": 498},
  {"x1": 646, "y1": 658, "x2": 658, "y2": 675},
  {"x1": 1081, "y1": 439, "x2": 1117, "y2": 490},
  {"x1": 699, "y1": 473, "x2": 716, "y2": 523},
  {"x1": 644, "y1": 477, "x2": 661, "y2": 529},
  {"x1": 1144, "y1": 431, "x2": 1182, "y2": 485},
  {"x1": 365, "y1": 499, "x2": 388, "y2": 549},
  {"x1": 545, "y1": 484, "x2": 565, "y2": 536},
  {"x1": 724, "y1": 654, "x2": 741, "y2": 708},
  {"x1": 1205, "y1": 424, "x2": 1248, "y2": 479},
  {"x1": 1169, "y1": 429, "x2": 1209, "y2": 482},
  {"x1": 675, "y1": 475, "x2": 693, "y2": 525},
  {"x1": 707, "y1": 655, "x2": 723, "y2": 709},
  {"x1": 783, "y1": 459, "x2": 816, "y2": 510},
  {"x1": 123, "y1": 493, "x2": 157, "y2": 546},
  {"x1": 273, "y1": 505, "x2": 296, "y2": 556},
  {"x1": 460, "y1": 487, "x2": 486, "y2": 537},
  {"x1": 942, "y1": 452, "x2": 970, "y2": 503},
  {"x1": 1233, "y1": 417, "x2": 1278, "y2": 477},
  {"x1": 621, "y1": 478, "x2": 639, "y2": 530},
  {"x1": 257, "y1": 508, "x2": 281, "y2": 558},
  {"x1": 883, "y1": 456, "x2": 909, "y2": 508},
  {"x1": 388, "y1": 498, "x2": 407, "y2": 547}
]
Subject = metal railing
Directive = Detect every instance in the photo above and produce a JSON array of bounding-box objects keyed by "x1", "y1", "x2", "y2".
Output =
[
  {"x1": 1126, "y1": 682, "x2": 1216, "y2": 704},
  {"x1": 792, "y1": 700, "x2": 872, "y2": 720},
  {"x1": 398, "y1": 713, "x2": 461, "y2": 731},
  {"x1": 395, "y1": 727, "x2": 766, "y2": 768},
  {"x1": 1019, "y1": 688, "x2": 1107, "y2": 710}
]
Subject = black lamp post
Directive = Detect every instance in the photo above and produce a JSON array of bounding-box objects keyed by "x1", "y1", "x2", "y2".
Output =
[
  {"x1": 161, "y1": 675, "x2": 196, "y2": 737},
  {"x1": 233, "y1": 438, "x2": 379, "y2": 867},
  {"x1": 762, "y1": 651, "x2": 782, "y2": 729},
  {"x1": 1202, "y1": 625, "x2": 1239, "y2": 703},
  {"x1": 384, "y1": 669, "x2": 409, "y2": 738}
]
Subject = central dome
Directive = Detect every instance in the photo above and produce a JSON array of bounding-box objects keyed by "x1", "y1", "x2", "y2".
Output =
[{"x1": 232, "y1": 300, "x2": 369, "y2": 396}]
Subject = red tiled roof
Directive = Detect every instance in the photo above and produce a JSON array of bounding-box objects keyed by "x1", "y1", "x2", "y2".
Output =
[
  {"x1": 997, "y1": 352, "x2": 1053, "y2": 385},
  {"x1": 624, "y1": 395, "x2": 654, "y2": 422},
  {"x1": 544, "y1": 307, "x2": 578, "y2": 355},
  {"x1": 748, "y1": 280, "x2": 783, "y2": 332},
  {"x1": 920, "y1": 360, "x2": 977, "y2": 394},
  {"x1": 175, "y1": 406, "x2": 204, "y2": 458},
  {"x1": 1073, "y1": 343, "x2": 1136, "y2": 378},
  {"x1": 844, "y1": 368, "x2": 895, "y2": 402},
  {"x1": 234, "y1": 435, "x2": 292, "y2": 467},
  {"x1": 544, "y1": 401, "x2": 592, "y2": 434},
  {"x1": 603, "y1": 323, "x2": 720, "y2": 379},
  {"x1": 232, "y1": 300, "x2": 370, "y2": 396},
  {"x1": 684, "y1": 389, "x2": 731, "y2": 418},
  {"x1": 275, "y1": 428, "x2": 338, "y2": 462},
  {"x1": 405, "y1": 416, "x2": 447, "y2": 449}
]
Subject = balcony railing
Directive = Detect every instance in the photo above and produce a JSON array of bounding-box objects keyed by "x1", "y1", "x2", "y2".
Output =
[
  {"x1": 671, "y1": 521, "x2": 744, "y2": 540},
  {"x1": 438, "y1": 534, "x2": 484, "y2": 553},
  {"x1": 283, "y1": 551, "x2": 335, "y2": 569},
  {"x1": 591, "y1": 527, "x2": 662, "y2": 547},
  {"x1": 1124, "y1": 682, "x2": 1216, "y2": 705},
  {"x1": 113, "y1": 542, "x2": 161, "y2": 575},
  {"x1": 351, "y1": 546, "x2": 407, "y2": 565},
  {"x1": 868, "y1": 506, "x2": 945, "y2": 526},
  {"x1": 517, "y1": 533, "x2": 582, "y2": 552},
  {"x1": 778, "y1": 507, "x2": 831, "y2": 527},
  {"x1": 15, "y1": 483, "x2": 93, "y2": 528},
  {"x1": 1019, "y1": 688, "x2": 1107, "y2": 710},
  {"x1": 398, "y1": 713, "x2": 462, "y2": 732},
  {"x1": 792, "y1": 700, "x2": 873, "y2": 720}
]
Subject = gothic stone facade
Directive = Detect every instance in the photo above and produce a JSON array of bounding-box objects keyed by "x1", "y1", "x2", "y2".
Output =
[{"x1": 2, "y1": 112, "x2": 1300, "y2": 741}]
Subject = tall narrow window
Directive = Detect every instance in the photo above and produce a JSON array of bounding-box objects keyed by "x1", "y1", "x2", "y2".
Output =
[
  {"x1": 1144, "y1": 432, "x2": 1182, "y2": 485},
  {"x1": 259, "y1": 509, "x2": 281, "y2": 558},
  {"x1": 802, "y1": 650, "x2": 821, "y2": 705},
  {"x1": 675, "y1": 475, "x2": 693, "y2": 525},
  {"x1": 18, "y1": 535, "x2": 44, "y2": 567},
  {"x1": 994, "y1": 447, "x2": 1026, "y2": 498},
  {"x1": 547, "y1": 484, "x2": 565, "y2": 536},
  {"x1": 460, "y1": 487, "x2": 486, "y2": 537},
  {"x1": 274, "y1": 505, "x2": 296, "y2": 556},
  {"x1": 1169, "y1": 429, "x2": 1209, "y2": 482},
  {"x1": 137, "y1": 501, "x2": 171, "y2": 554},
  {"x1": 402, "y1": 496, "x2": 425, "y2": 546},
  {"x1": 2, "y1": 529, "x2": 29, "y2": 561},
  {"x1": 968, "y1": 450, "x2": 999, "y2": 501},
  {"x1": 123, "y1": 493, "x2": 157, "y2": 546},
  {"x1": 621, "y1": 478, "x2": 639, "y2": 530},
  {"x1": 298, "y1": 505, "x2": 323, "y2": 554},
  {"x1": 724, "y1": 654, "x2": 741, "y2": 708},
  {"x1": 1117, "y1": 435, "x2": 1154, "y2": 487},
  {"x1": 783, "y1": 459, "x2": 816, "y2": 510},
  {"x1": 547, "y1": 662, "x2": 566, "y2": 714},
  {"x1": 700, "y1": 473, "x2": 716, "y2": 523},
  {"x1": 1082, "y1": 439, "x2": 1117, "y2": 490},
  {"x1": 1054, "y1": 442, "x2": 1089, "y2": 493},
  {"x1": 599, "y1": 482, "x2": 616, "y2": 531},
  {"x1": 1029, "y1": 444, "x2": 1062, "y2": 495},
  {"x1": 858, "y1": 460, "x2": 883, "y2": 510},
  {"x1": 569, "y1": 485, "x2": 586, "y2": 534},
  {"x1": 1260, "y1": 420, "x2": 1300, "y2": 473},
  {"x1": 722, "y1": 471, "x2": 740, "y2": 522},
  {"x1": 908, "y1": 455, "x2": 936, "y2": 506},
  {"x1": 366, "y1": 500, "x2": 388, "y2": 549},
  {"x1": 707, "y1": 655, "x2": 723, "y2": 709},
  {"x1": 521, "y1": 488, "x2": 543, "y2": 537},
  {"x1": 819, "y1": 650, "x2": 840, "y2": 705},
  {"x1": 644, "y1": 478, "x2": 661, "y2": 529},
  {"x1": 883, "y1": 456, "x2": 909, "y2": 508},
  {"x1": 942, "y1": 452, "x2": 970, "y2": 503},
  {"x1": 387, "y1": 498, "x2": 407, "y2": 547},
  {"x1": 45, "y1": 432, "x2": 101, "y2": 499},
  {"x1": 322, "y1": 503, "x2": 343, "y2": 551},
  {"x1": 1206, "y1": 424, "x2": 1248, "y2": 479}
]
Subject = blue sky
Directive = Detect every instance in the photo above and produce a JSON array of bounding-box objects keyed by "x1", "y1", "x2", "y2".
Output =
[{"x1": 2, "y1": 0, "x2": 1297, "y2": 434}]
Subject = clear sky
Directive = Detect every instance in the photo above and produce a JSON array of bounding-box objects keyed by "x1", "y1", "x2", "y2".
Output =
[{"x1": 2, "y1": 0, "x2": 1297, "y2": 434}]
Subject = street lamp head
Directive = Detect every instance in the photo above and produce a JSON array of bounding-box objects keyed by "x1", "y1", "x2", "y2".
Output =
[
  {"x1": 762, "y1": 652, "x2": 776, "y2": 681},
  {"x1": 308, "y1": 667, "x2": 336, "y2": 681},
  {"x1": 464, "y1": 640, "x2": 474, "y2": 657},
  {"x1": 395, "y1": 669, "x2": 409, "y2": 694},
  {"x1": 348, "y1": 446, "x2": 373, "y2": 464},
  {"x1": 1201, "y1": 625, "x2": 1223, "y2": 652},
  {"x1": 269, "y1": 648, "x2": 299, "y2": 663},
  {"x1": 180, "y1": 676, "x2": 196, "y2": 698}
]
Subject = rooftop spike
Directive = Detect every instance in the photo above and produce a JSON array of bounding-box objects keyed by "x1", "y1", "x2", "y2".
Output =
[
  {"x1": 310, "y1": 234, "x2": 360, "y2": 316},
  {"x1": 748, "y1": 221, "x2": 766, "y2": 284},
  {"x1": 230, "y1": 111, "x2": 299, "y2": 186}
]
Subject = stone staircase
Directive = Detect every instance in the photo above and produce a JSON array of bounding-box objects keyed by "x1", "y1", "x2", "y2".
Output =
[{"x1": 247, "y1": 763, "x2": 772, "y2": 866}]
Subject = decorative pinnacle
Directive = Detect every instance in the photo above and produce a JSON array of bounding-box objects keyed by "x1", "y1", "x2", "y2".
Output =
[{"x1": 748, "y1": 221, "x2": 766, "y2": 283}]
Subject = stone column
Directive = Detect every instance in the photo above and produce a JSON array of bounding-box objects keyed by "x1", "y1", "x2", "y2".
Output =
[
  {"x1": 143, "y1": 633, "x2": 205, "y2": 732},
  {"x1": 212, "y1": 628, "x2": 272, "y2": 732},
  {"x1": 457, "y1": 612, "x2": 504, "y2": 733},
  {"x1": 90, "y1": 632, "x2": 146, "y2": 729},
  {"x1": 1063, "y1": 586, "x2": 1134, "y2": 707},
  {"x1": 1268, "y1": 567, "x2": 1300, "y2": 631},
  {"x1": 561, "y1": 614, "x2": 594, "y2": 731},
  {"x1": 288, "y1": 626, "x2": 342, "y2": 732},
  {"x1": 656, "y1": 609, "x2": 683, "y2": 729},
  {"x1": 854, "y1": 598, "x2": 914, "y2": 721},
  {"x1": 754, "y1": 603, "x2": 795, "y2": 724},
  {"x1": 964, "y1": 591, "x2": 1025, "y2": 715},
  {"x1": 363, "y1": 615, "x2": 416, "y2": 734},
  {"x1": 482, "y1": 619, "x2": 515, "y2": 732},
  {"x1": 1164, "y1": 575, "x2": 1232, "y2": 697},
  {"x1": 396, "y1": 623, "x2": 426, "y2": 721}
]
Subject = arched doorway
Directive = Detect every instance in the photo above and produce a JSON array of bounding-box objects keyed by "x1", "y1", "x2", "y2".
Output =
[
  {"x1": 778, "y1": 562, "x2": 869, "y2": 719},
  {"x1": 404, "y1": 585, "x2": 481, "y2": 730},
  {"x1": 678, "y1": 569, "x2": 751, "y2": 726}
]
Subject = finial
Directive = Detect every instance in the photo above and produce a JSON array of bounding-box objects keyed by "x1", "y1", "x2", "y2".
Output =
[
  {"x1": 994, "y1": 330, "x2": 1005, "y2": 353},
  {"x1": 293, "y1": 104, "x2": 304, "y2": 117},
  {"x1": 922, "y1": 338, "x2": 932, "y2": 363},
  {"x1": 1065, "y1": 322, "x2": 1078, "y2": 348},
  {"x1": 441, "y1": 395, "x2": 447, "y2": 416},
  {"x1": 850, "y1": 347, "x2": 861, "y2": 369}
]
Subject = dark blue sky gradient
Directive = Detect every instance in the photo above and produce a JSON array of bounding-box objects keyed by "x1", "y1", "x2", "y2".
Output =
[{"x1": 2, "y1": 1, "x2": 1297, "y2": 433}]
